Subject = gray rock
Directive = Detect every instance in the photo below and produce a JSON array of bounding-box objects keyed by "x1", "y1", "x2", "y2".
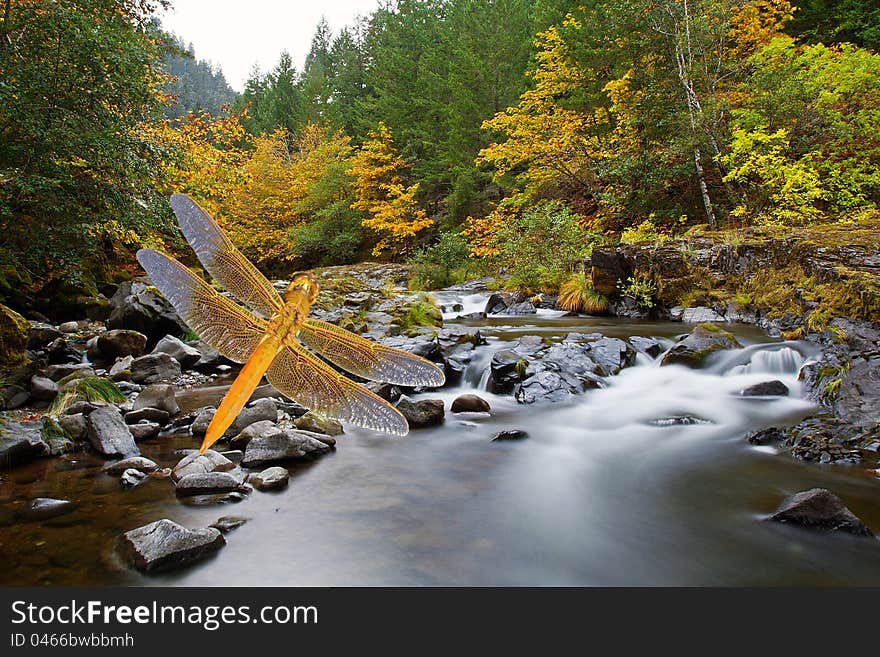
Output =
[
  {"x1": 30, "y1": 375, "x2": 59, "y2": 401},
  {"x1": 45, "y1": 363, "x2": 94, "y2": 381},
  {"x1": 229, "y1": 420, "x2": 282, "y2": 450},
  {"x1": 628, "y1": 336, "x2": 662, "y2": 358},
  {"x1": 190, "y1": 407, "x2": 216, "y2": 436},
  {"x1": 64, "y1": 401, "x2": 100, "y2": 416},
  {"x1": 395, "y1": 396, "x2": 445, "y2": 428},
  {"x1": 27, "y1": 322, "x2": 63, "y2": 349},
  {"x1": 241, "y1": 429, "x2": 333, "y2": 468},
  {"x1": 120, "y1": 468, "x2": 149, "y2": 488},
  {"x1": 745, "y1": 427, "x2": 785, "y2": 446},
  {"x1": 133, "y1": 383, "x2": 179, "y2": 415},
  {"x1": 172, "y1": 449, "x2": 235, "y2": 482},
  {"x1": 220, "y1": 450, "x2": 243, "y2": 464},
  {"x1": 116, "y1": 519, "x2": 225, "y2": 574},
  {"x1": 129, "y1": 421, "x2": 161, "y2": 441},
  {"x1": 660, "y1": 324, "x2": 742, "y2": 367},
  {"x1": 107, "y1": 280, "x2": 188, "y2": 341},
  {"x1": 85, "y1": 406, "x2": 139, "y2": 458},
  {"x1": 766, "y1": 488, "x2": 873, "y2": 536},
  {"x1": 24, "y1": 497, "x2": 75, "y2": 520},
  {"x1": 451, "y1": 394, "x2": 491, "y2": 413},
  {"x1": 59, "y1": 413, "x2": 87, "y2": 441},
  {"x1": 293, "y1": 411, "x2": 343, "y2": 436},
  {"x1": 152, "y1": 335, "x2": 201, "y2": 369},
  {"x1": 501, "y1": 301, "x2": 537, "y2": 315},
  {"x1": 0, "y1": 384, "x2": 29, "y2": 409},
  {"x1": 108, "y1": 355, "x2": 134, "y2": 381},
  {"x1": 681, "y1": 307, "x2": 725, "y2": 323},
  {"x1": 491, "y1": 430, "x2": 529, "y2": 441},
  {"x1": 124, "y1": 407, "x2": 169, "y2": 425},
  {"x1": 740, "y1": 380, "x2": 789, "y2": 397},
  {"x1": 0, "y1": 420, "x2": 49, "y2": 468},
  {"x1": 488, "y1": 349, "x2": 524, "y2": 394},
  {"x1": 249, "y1": 466, "x2": 289, "y2": 491},
  {"x1": 210, "y1": 516, "x2": 248, "y2": 533},
  {"x1": 130, "y1": 353, "x2": 181, "y2": 384},
  {"x1": 97, "y1": 329, "x2": 148, "y2": 359},
  {"x1": 102, "y1": 456, "x2": 158, "y2": 475},
  {"x1": 227, "y1": 398, "x2": 277, "y2": 436},
  {"x1": 175, "y1": 471, "x2": 247, "y2": 497},
  {"x1": 585, "y1": 336, "x2": 635, "y2": 376},
  {"x1": 58, "y1": 321, "x2": 80, "y2": 333}
]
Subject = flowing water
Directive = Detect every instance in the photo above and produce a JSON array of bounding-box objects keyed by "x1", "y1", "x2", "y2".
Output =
[{"x1": 2, "y1": 290, "x2": 880, "y2": 586}]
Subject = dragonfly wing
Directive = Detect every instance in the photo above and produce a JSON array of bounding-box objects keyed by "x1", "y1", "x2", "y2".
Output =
[
  {"x1": 298, "y1": 318, "x2": 446, "y2": 387},
  {"x1": 136, "y1": 249, "x2": 268, "y2": 363},
  {"x1": 169, "y1": 193, "x2": 283, "y2": 318},
  {"x1": 266, "y1": 340, "x2": 409, "y2": 435}
]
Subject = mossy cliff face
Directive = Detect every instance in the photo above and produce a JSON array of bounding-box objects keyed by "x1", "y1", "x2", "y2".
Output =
[
  {"x1": 587, "y1": 219, "x2": 880, "y2": 327},
  {"x1": 0, "y1": 303, "x2": 30, "y2": 370}
]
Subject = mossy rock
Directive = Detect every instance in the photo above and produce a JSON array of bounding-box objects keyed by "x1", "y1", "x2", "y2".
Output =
[
  {"x1": 660, "y1": 323, "x2": 742, "y2": 367},
  {"x1": 0, "y1": 304, "x2": 30, "y2": 370}
]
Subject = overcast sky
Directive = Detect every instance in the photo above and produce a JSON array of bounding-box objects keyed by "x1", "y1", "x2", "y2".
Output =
[{"x1": 158, "y1": 0, "x2": 381, "y2": 91}]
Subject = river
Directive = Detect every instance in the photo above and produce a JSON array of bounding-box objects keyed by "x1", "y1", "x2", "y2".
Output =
[{"x1": 2, "y1": 289, "x2": 879, "y2": 586}]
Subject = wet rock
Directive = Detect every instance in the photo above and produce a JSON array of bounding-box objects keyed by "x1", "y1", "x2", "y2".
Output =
[
  {"x1": 108, "y1": 281, "x2": 188, "y2": 340},
  {"x1": 501, "y1": 301, "x2": 537, "y2": 315},
  {"x1": 220, "y1": 450, "x2": 243, "y2": 464},
  {"x1": 129, "y1": 421, "x2": 161, "y2": 441},
  {"x1": 191, "y1": 407, "x2": 216, "y2": 436},
  {"x1": 746, "y1": 427, "x2": 785, "y2": 446},
  {"x1": 85, "y1": 406, "x2": 139, "y2": 459},
  {"x1": 740, "y1": 380, "x2": 789, "y2": 397},
  {"x1": 660, "y1": 324, "x2": 742, "y2": 367},
  {"x1": 129, "y1": 353, "x2": 181, "y2": 384},
  {"x1": 124, "y1": 407, "x2": 169, "y2": 425},
  {"x1": 45, "y1": 363, "x2": 94, "y2": 381},
  {"x1": 102, "y1": 456, "x2": 158, "y2": 476},
  {"x1": 190, "y1": 340, "x2": 229, "y2": 372},
  {"x1": 27, "y1": 322, "x2": 63, "y2": 350},
  {"x1": 108, "y1": 355, "x2": 134, "y2": 381},
  {"x1": 681, "y1": 307, "x2": 725, "y2": 323},
  {"x1": 0, "y1": 420, "x2": 49, "y2": 468},
  {"x1": 585, "y1": 336, "x2": 636, "y2": 376},
  {"x1": 451, "y1": 394, "x2": 491, "y2": 413},
  {"x1": 249, "y1": 466, "x2": 289, "y2": 491},
  {"x1": 210, "y1": 516, "x2": 248, "y2": 533},
  {"x1": 276, "y1": 400, "x2": 310, "y2": 417},
  {"x1": 29, "y1": 375, "x2": 58, "y2": 401},
  {"x1": 293, "y1": 411, "x2": 343, "y2": 436},
  {"x1": 24, "y1": 497, "x2": 75, "y2": 521},
  {"x1": 97, "y1": 329, "x2": 147, "y2": 359},
  {"x1": 65, "y1": 401, "x2": 100, "y2": 416},
  {"x1": 175, "y1": 471, "x2": 247, "y2": 497},
  {"x1": 484, "y1": 292, "x2": 525, "y2": 314},
  {"x1": 241, "y1": 429, "x2": 333, "y2": 468},
  {"x1": 1, "y1": 304, "x2": 30, "y2": 369},
  {"x1": 488, "y1": 349, "x2": 524, "y2": 394},
  {"x1": 227, "y1": 398, "x2": 277, "y2": 436},
  {"x1": 0, "y1": 384, "x2": 29, "y2": 409},
  {"x1": 766, "y1": 488, "x2": 873, "y2": 536},
  {"x1": 172, "y1": 449, "x2": 235, "y2": 482},
  {"x1": 647, "y1": 416, "x2": 713, "y2": 427},
  {"x1": 120, "y1": 468, "x2": 149, "y2": 488},
  {"x1": 395, "y1": 396, "x2": 444, "y2": 428},
  {"x1": 117, "y1": 519, "x2": 225, "y2": 574},
  {"x1": 228, "y1": 420, "x2": 281, "y2": 450},
  {"x1": 491, "y1": 429, "x2": 529, "y2": 441},
  {"x1": 133, "y1": 383, "x2": 179, "y2": 415},
  {"x1": 58, "y1": 321, "x2": 80, "y2": 333},
  {"x1": 59, "y1": 414, "x2": 87, "y2": 441},
  {"x1": 628, "y1": 336, "x2": 662, "y2": 358},
  {"x1": 152, "y1": 335, "x2": 201, "y2": 369}
]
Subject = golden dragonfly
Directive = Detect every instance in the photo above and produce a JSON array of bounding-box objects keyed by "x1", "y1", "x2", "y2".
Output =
[{"x1": 136, "y1": 194, "x2": 445, "y2": 454}]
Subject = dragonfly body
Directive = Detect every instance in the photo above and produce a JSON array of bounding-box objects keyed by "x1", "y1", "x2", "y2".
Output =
[{"x1": 137, "y1": 195, "x2": 445, "y2": 454}]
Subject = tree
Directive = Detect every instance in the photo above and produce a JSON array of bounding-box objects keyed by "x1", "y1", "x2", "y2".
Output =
[{"x1": 348, "y1": 123, "x2": 433, "y2": 257}]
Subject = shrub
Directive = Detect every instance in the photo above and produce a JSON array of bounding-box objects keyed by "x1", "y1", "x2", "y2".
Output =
[
  {"x1": 558, "y1": 272, "x2": 608, "y2": 314},
  {"x1": 407, "y1": 231, "x2": 471, "y2": 290},
  {"x1": 618, "y1": 273, "x2": 657, "y2": 309}
]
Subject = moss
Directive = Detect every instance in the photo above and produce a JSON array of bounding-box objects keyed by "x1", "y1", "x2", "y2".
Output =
[
  {"x1": 0, "y1": 304, "x2": 30, "y2": 371},
  {"x1": 395, "y1": 293, "x2": 443, "y2": 335}
]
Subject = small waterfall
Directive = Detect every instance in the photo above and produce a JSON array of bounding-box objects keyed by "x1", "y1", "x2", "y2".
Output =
[{"x1": 725, "y1": 346, "x2": 804, "y2": 376}]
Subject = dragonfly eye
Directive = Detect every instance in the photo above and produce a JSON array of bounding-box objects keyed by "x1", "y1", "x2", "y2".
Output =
[{"x1": 286, "y1": 272, "x2": 320, "y2": 304}]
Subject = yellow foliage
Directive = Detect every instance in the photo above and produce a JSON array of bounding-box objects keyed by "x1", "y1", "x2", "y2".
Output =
[
  {"x1": 729, "y1": 0, "x2": 794, "y2": 59},
  {"x1": 347, "y1": 123, "x2": 432, "y2": 257}
]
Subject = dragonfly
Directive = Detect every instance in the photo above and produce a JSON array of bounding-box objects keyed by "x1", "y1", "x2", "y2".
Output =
[{"x1": 136, "y1": 194, "x2": 445, "y2": 454}]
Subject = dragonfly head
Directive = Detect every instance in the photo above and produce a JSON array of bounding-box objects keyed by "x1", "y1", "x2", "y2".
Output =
[{"x1": 285, "y1": 272, "x2": 320, "y2": 305}]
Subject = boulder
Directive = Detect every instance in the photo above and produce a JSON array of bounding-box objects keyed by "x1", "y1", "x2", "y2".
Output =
[
  {"x1": 59, "y1": 413, "x2": 87, "y2": 441},
  {"x1": 85, "y1": 406, "x2": 139, "y2": 458},
  {"x1": 491, "y1": 429, "x2": 529, "y2": 441},
  {"x1": 293, "y1": 411, "x2": 343, "y2": 436},
  {"x1": 0, "y1": 303, "x2": 30, "y2": 369},
  {"x1": 97, "y1": 329, "x2": 147, "y2": 359},
  {"x1": 172, "y1": 449, "x2": 235, "y2": 482},
  {"x1": 395, "y1": 396, "x2": 445, "y2": 428},
  {"x1": 585, "y1": 336, "x2": 636, "y2": 376},
  {"x1": 0, "y1": 384, "x2": 29, "y2": 409},
  {"x1": 241, "y1": 429, "x2": 333, "y2": 468},
  {"x1": 175, "y1": 472, "x2": 247, "y2": 497},
  {"x1": 45, "y1": 363, "x2": 94, "y2": 381},
  {"x1": 228, "y1": 420, "x2": 281, "y2": 450},
  {"x1": 27, "y1": 322, "x2": 63, "y2": 350},
  {"x1": 24, "y1": 497, "x2": 75, "y2": 521},
  {"x1": 107, "y1": 281, "x2": 188, "y2": 341},
  {"x1": 488, "y1": 349, "x2": 524, "y2": 394},
  {"x1": 108, "y1": 355, "x2": 134, "y2": 381},
  {"x1": 226, "y1": 398, "x2": 277, "y2": 436},
  {"x1": 249, "y1": 466, "x2": 289, "y2": 491},
  {"x1": 681, "y1": 307, "x2": 725, "y2": 323},
  {"x1": 191, "y1": 407, "x2": 216, "y2": 437},
  {"x1": 740, "y1": 380, "x2": 789, "y2": 397},
  {"x1": 102, "y1": 456, "x2": 158, "y2": 476},
  {"x1": 152, "y1": 335, "x2": 201, "y2": 369},
  {"x1": 129, "y1": 353, "x2": 181, "y2": 384},
  {"x1": 117, "y1": 519, "x2": 225, "y2": 574},
  {"x1": 0, "y1": 420, "x2": 49, "y2": 468},
  {"x1": 29, "y1": 375, "x2": 59, "y2": 401},
  {"x1": 660, "y1": 324, "x2": 742, "y2": 367},
  {"x1": 133, "y1": 383, "x2": 179, "y2": 415},
  {"x1": 58, "y1": 321, "x2": 81, "y2": 333},
  {"x1": 129, "y1": 421, "x2": 161, "y2": 441},
  {"x1": 451, "y1": 394, "x2": 491, "y2": 413},
  {"x1": 120, "y1": 469, "x2": 149, "y2": 488},
  {"x1": 628, "y1": 336, "x2": 663, "y2": 358},
  {"x1": 766, "y1": 488, "x2": 873, "y2": 536},
  {"x1": 124, "y1": 407, "x2": 169, "y2": 425}
]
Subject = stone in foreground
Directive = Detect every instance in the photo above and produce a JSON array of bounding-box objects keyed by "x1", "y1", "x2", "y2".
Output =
[
  {"x1": 117, "y1": 519, "x2": 226, "y2": 574},
  {"x1": 241, "y1": 430, "x2": 333, "y2": 468},
  {"x1": 765, "y1": 488, "x2": 873, "y2": 536},
  {"x1": 395, "y1": 396, "x2": 445, "y2": 428},
  {"x1": 175, "y1": 472, "x2": 247, "y2": 497},
  {"x1": 740, "y1": 380, "x2": 789, "y2": 397},
  {"x1": 249, "y1": 466, "x2": 289, "y2": 491},
  {"x1": 451, "y1": 394, "x2": 491, "y2": 414},
  {"x1": 172, "y1": 450, "x2": 235, "y2": 482},
  {"x1": 293, "y1": 411, "x2": 344, "y2": 436},
  {"x1": 491, "y1": 429, "x2": 529, "y2": 441},
  {"x1": 85, "y1": 406, "x2": 139, "y2": 459}
]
